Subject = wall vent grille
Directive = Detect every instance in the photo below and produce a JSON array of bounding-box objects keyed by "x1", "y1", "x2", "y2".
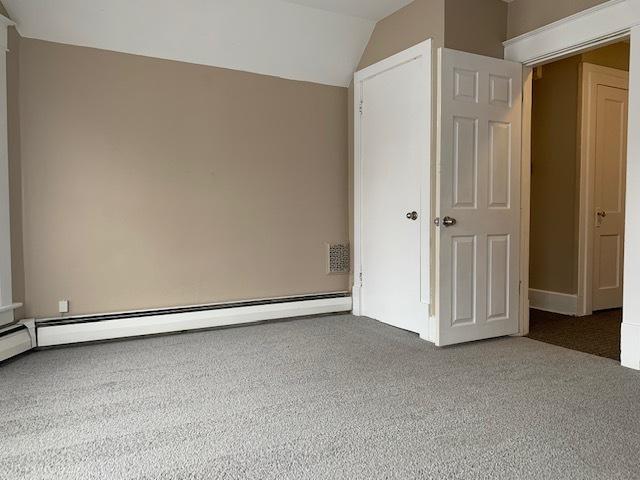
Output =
[{"x1": 328, "y1": 243, "x2": 350, "y2": 274}]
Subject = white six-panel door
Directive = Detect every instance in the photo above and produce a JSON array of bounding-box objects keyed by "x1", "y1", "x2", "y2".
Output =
[{"x1": 435, "y1": 48, "x2": 522, "y2": 346}]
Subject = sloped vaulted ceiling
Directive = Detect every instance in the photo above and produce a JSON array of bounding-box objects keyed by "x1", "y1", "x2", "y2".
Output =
[{"x1": 1, "y1": 0, "x2": 415, "y2": 87}]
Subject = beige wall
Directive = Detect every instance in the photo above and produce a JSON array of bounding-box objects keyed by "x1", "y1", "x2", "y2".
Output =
[
  {"x1": 530, "y1": 42, "x2": 630, "y2": 294},
  {"x1": 18, "y1": 38, "x2": 349, "y2": 318},
  {"x1": 358, "y1": 0, "x2": 508, "y2": 70},
  {"x1": 7, "y1": 27, "x2": 24, "y2": 319},
  {"x1": 445, "y1": 0, "x2": 507, "y2": 59},
  {"x1": 507, "y1": 0, "x2": 609, "y2": 39},
  {"x1": 357, "y1": 0, "x2": 446, "y2": 71}
]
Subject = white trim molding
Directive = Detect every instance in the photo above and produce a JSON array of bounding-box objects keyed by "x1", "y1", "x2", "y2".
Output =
[
  {"x1": 0, "y1": 15, "x2": 14, "y2": 320},
  {"x1": 529, "y1": 289, "x2": 578, "y2": 316},
  {"x1": 36, "y1": 295, "x2": 352, "y2": 347},
  {"x1": 621, "y1": 25, "x2": 640, "y2": 369},
  {"x1": 518, "y1": 67, "x2": 533, "y2": 336},
  {"x1": 621, "y1": 323, "x2": 640, "y2": 369},
  {"x1": 504, "y1": 0, "x2": 640, "y2": 65}
]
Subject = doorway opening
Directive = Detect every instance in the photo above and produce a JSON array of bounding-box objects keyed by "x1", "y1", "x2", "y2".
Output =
[{"x1": 526, "y1": 41, "x2": 630, "y2": 361}]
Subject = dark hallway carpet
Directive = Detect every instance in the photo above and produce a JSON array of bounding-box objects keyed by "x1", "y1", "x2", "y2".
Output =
[{"x1": 528, "y1": 308, "x2": 622, "y2": 361}]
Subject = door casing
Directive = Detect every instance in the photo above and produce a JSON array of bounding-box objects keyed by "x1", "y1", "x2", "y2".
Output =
[{"x1": 504, "y1": 0, "x2": 639, "y2": 353}]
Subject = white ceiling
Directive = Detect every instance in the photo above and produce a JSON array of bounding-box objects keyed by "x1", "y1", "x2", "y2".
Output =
[{"x1": 1, "y1": 0, "x2": 415, "y2": 87}]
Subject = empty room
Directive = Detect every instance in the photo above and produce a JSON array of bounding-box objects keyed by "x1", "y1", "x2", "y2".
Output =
[{"x1": 1, "y1": 1, "x2": 640, "y2": 479}]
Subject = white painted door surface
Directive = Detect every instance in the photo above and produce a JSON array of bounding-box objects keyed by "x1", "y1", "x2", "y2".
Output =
[
  {"x1": 358, "y1": 48, "x2": 430, "y2": 335},
  {"x1": 593, "y1": 84, "x2": 628, "y2": 310},
  {"x1": 435, "y1": 49, "x2": 522, "y2": 346}
]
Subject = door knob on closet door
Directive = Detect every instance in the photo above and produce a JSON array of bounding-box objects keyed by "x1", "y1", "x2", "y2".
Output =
[{"x1": 406, "y1": 211, "x2": 418, "y2": 220}]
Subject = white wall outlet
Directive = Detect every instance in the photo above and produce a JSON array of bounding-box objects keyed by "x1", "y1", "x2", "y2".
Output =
[{"x1": 58, "y1": 300, "x2": 69, "y2": 314}]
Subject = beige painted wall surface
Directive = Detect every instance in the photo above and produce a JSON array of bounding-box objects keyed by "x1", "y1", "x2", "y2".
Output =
[
  {"x1": 357, "y1": 0, "x2": 445, "y2": 70},
  {"x1": 19, "y1": 39, "x2": 349, "y2": 318},
  {"x1": 445, "y1": 0, "x2": 507, "y2": 59},
  {"x1": 582, "y1": 42, "x2": 631, "y2": 70},
  {"x1": 530, "y1": 56, "x2": 582, "y2": 294},
  {"x1": 7, "y1": 27, "x2": 24, "y2": 319},
  {"x1": 507, "y1": 0, "x2": 609, "y2": 39},
  {"x1": 530, "y1": 42, "x2": 629, "y2": 294}
]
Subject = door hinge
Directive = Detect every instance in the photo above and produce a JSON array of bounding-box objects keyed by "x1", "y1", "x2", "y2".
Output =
[
  {"x1": 359, "y1": 271, "x2": 363, "y2": 285},
  {"x1": 359, "y1": 100, "x2": 364, "y2": 116}
]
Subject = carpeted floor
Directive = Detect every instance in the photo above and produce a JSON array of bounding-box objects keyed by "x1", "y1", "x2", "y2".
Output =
[
  {"x1": 1, "y1": 314, "x2": 640, "y2": 480},
  {"x1": 528, "y1": 308, "x2": 622, "y2": 360}
]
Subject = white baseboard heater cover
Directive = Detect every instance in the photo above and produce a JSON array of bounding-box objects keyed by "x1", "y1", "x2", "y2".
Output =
[
  {"x1": 0, "y1": 320, "x2": 36, "y2": 363},
  {"x1": 36, "y1": 293, "x2": 352, "y2": 347}
]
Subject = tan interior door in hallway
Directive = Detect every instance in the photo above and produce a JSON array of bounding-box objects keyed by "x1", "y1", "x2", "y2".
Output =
[{"x1": 592, "y1": 83, "x2": 628, "y2": 311}]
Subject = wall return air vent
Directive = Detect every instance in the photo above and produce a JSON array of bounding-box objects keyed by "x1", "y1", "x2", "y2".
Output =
[{"x1": 327, "y1": 243, "x2": 350, "y2": 274}]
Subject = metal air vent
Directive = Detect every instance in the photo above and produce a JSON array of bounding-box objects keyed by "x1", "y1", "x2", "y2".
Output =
[{"x1": 327, "y1": 243, "x2": 350, "y2": 274}]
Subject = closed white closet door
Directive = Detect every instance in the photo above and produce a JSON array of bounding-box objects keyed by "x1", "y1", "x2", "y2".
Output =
[{"x1": 355, "y1": 42, "x2": 431, "y2": 335}]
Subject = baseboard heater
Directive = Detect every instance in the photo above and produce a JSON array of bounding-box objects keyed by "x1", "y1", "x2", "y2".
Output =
[
  {"x1": 0, "y1": 320, "x2": 36, "y2": 363},
  {"x1": 36, "y1": 292, "x2": 352, "y2": 347}
]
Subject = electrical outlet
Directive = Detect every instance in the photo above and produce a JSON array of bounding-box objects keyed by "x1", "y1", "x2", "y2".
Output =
[{"x1": 58, "y1": 300, "x2": 69, "y2": 314}]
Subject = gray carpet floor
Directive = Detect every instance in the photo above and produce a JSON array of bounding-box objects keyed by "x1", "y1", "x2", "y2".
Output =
[{"x1": 1, "y1": 314, "x2": 640, "y2": 480}]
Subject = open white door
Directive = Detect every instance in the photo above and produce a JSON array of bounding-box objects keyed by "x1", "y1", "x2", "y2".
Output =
[
  {"x1": 354, "y1": 41, "x2": 431, "y2": 336},
  {"x1": 435, "y1": 48, "x2": 522, "y2": 346}
]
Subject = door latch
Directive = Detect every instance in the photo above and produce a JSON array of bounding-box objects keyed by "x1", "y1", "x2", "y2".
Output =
[{"x1": 433, "y1": 216, "x2": 457, "y2": 227}]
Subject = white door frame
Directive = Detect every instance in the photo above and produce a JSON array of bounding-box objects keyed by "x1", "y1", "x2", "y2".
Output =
[
  {"x1": 352, "y1": 40, "x2": 432, "y2": 337},
  {"x1": 0, "y1": 14, "x2": 20, "y2": 327},
  {"x1": 504, "y1": 0, "x2": 640, "y2": 369},
  {"x1": 577, "y1": 63, "x2": 629, "y2": 316}
]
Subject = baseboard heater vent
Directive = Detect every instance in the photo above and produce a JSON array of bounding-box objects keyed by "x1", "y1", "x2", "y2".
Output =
[
  {"x1": 36, "y1": 292, "x2": 352, "y2": 347},
  {"x1": 0, "y1": 320, "x2": 36, "y2": 363}
]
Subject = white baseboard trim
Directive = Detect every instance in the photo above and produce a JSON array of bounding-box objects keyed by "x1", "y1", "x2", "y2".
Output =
[
  {"x1": 36, "y1": 295, "x2": 352, "y2": 347},
  {"x1": 621, "y1": 322, "x2": 640, "y2": 370},
  {"x1": 529, "y1": 289, "x2": 578, "y2": 315}
]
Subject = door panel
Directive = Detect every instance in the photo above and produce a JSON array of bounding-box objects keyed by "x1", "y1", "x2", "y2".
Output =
[
  {"x1": 452, "y1": 235, "x2": 476, "y2": 326},
  {"x1": 453, "y1": 117, "x2": 478, "y2": 208},
  {"x1": 593, "y1": 85, "x2": 628, "y2": 310},
  {"x1": 487, "y1": 234, "x2": 510, "y2": 321},
  {"x1": 358, "y1": 47, "x2": 430, "y2": 335},
  {"x1": 436, "y1": 48, "x2": 522, "y2": 346},
  {"x1": 489, "y1": 122, "x2": 511, "y2": 208}
]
